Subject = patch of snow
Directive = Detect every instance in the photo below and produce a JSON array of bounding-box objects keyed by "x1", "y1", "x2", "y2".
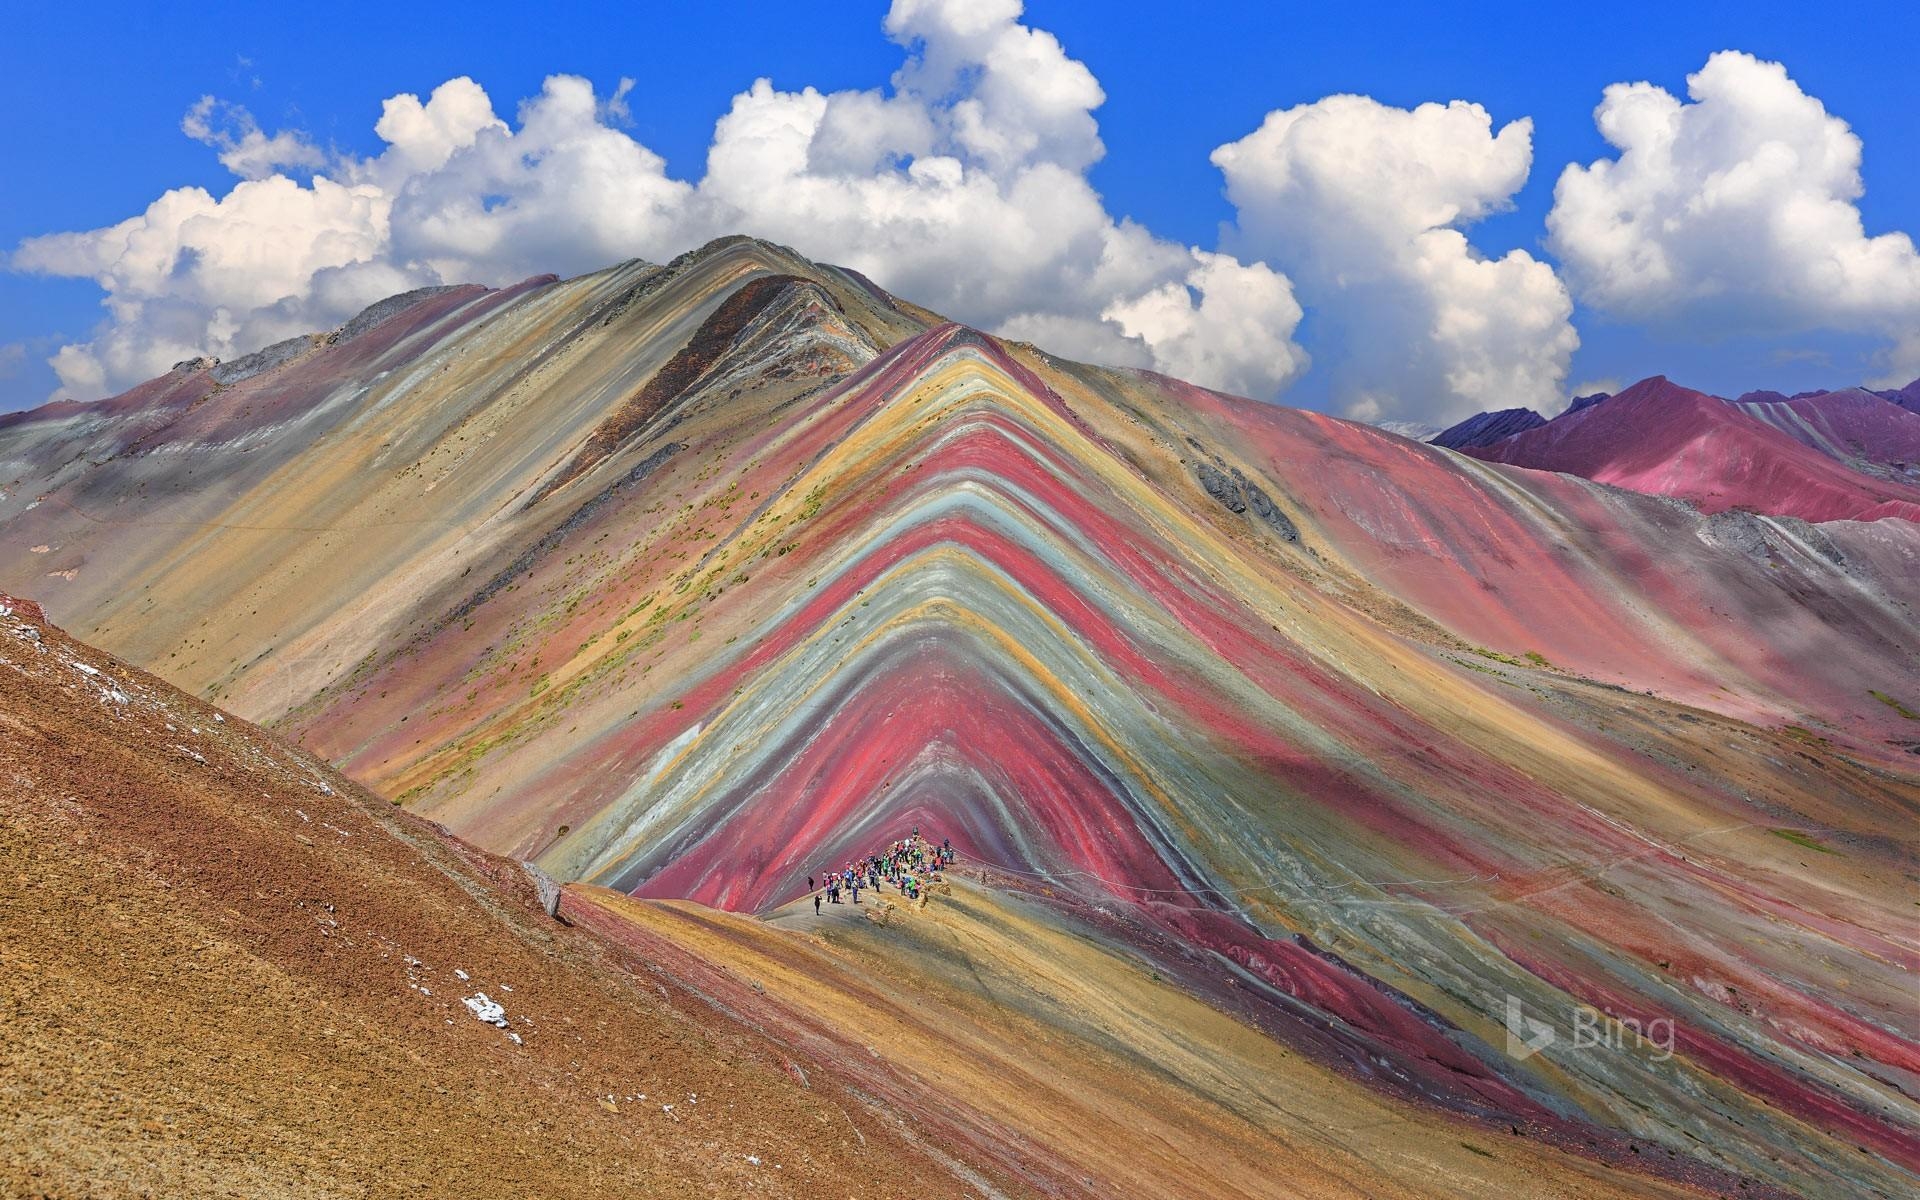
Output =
[
  {"x1": 462, "y1": 992, "x2": 508, "y2": 1027},
  {"x1": 454, "y1": 968, "x2": 469, "y2": 981}
]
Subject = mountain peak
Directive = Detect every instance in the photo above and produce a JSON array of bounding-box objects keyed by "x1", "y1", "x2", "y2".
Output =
[{"x1": 1430, "y1": 406, "x2": 1545, "y2": 449}]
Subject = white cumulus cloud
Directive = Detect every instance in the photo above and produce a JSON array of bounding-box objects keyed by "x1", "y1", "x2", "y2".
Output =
[
  {"x1": 10, "y1": 1, "x2": 1306, "y2": 408},
  {"x1": 14, "y1": 13, "x2": 1920, "y2": 420},
  {"x1": 1212, "y1": 95, "x2": 1578, "y2": 424},
  {"x1": 375, "y1": 74, "x2": 700, "y2": 286},
  {"x1": 14, "y1": 175, "x2": 392, "y2": 389},
  {"x1": 1548, "y1": 50, "x2": 1920, "y2": 384},
  {"x1": 1102, "y1": 251, "x2": 1308, "y2": 398},
  {"x1": 181, "y1": 96, "x2": 329, "y2": 181}
]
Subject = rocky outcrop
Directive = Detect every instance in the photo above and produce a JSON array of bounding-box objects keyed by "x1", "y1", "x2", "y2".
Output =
[
  {"x1": 1195, "y1": 461, "x2": 1299, "y2": 541},
  {"x1": 209, "y1": 334, "x2": 321, "y2": 385}
]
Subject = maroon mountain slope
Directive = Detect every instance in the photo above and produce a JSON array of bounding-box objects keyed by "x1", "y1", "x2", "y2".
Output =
[
  {"x1": 1735, "y1": 387, "x2": 1920, "y2": 480},
  {"x1": 1463, "y1": 377, "x2": 1920, "y2": 523},
  {"x1": 1873, "y1": 379, "x2": 1920, "y2": 413}
]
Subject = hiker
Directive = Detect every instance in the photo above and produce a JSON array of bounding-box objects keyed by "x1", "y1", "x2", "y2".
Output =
[{"x1": 800, "y1": 830, "x2": 952, "y2": 913}]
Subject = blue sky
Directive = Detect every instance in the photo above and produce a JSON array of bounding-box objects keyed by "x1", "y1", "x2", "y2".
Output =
[{"x1": 3, "y1": 0, "x2": 1915, "y2": 417}]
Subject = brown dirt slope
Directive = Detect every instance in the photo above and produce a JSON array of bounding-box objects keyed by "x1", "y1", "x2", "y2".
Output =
[
  {"x1": 571, "y1": 880, "x2": 1730, "y2": 1200},
  {"x1": 0, "y1": 593, "x2": 1024, "y2": 1200}
]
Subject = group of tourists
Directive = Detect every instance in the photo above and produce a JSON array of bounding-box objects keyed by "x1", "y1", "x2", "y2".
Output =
[{"x1": 810, "y1": 829, "x2": 956, "y2": 914}]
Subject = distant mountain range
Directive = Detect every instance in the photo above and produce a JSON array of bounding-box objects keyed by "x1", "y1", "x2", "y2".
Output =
[{"x1": 1401, "y1": 375, "x2": 1920, "y2": 523}]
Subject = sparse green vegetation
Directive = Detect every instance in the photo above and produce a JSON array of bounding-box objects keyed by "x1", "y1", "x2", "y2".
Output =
[
  {"x1": 1449, "y1": 655, "x2": 1504, "y2": 678},
  {"x1": 1869, "y1": 690, "x2": 1918, "y2": 719},
  {"x1": 1469, "y1": 646, "x2": 1552, "y2": 669},
  {"x1": 1770, "y1": 828, "x2": 1832, "y2": 854}
]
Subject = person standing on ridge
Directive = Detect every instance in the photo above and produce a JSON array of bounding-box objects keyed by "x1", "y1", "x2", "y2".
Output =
[{"x1": 813, "y1": 892, "x2": 821, "y2": 915}]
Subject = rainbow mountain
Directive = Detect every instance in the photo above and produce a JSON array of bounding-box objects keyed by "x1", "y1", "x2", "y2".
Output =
[{"x1": 2, "y1": 237, "x2": 1916, "y2": 1198}]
